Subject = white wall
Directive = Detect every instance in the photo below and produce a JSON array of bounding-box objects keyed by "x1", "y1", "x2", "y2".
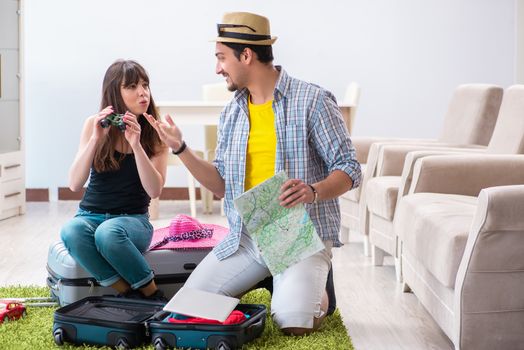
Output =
[
  {"x1": 24, "y1": 0, "x2": 516, "y2": 192},
  {"x1": 518, "y1": 0, "x2": 524, "y2": 83}
]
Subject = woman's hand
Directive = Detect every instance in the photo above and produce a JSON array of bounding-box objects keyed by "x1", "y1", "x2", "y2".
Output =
[
  {"x1": 123, "y1": 112, "x2": 142, "y2": 149},
  {"x1": 91, "y1": 106, "x2": 113, "y2": 141},
  {"x1": 143, "y1": 113, "x2": 184, "y2": 151}
]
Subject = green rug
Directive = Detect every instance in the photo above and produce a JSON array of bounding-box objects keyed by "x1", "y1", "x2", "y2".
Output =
[{"x1": 0, "y1": 286, "x2": 353, "y2": 350}]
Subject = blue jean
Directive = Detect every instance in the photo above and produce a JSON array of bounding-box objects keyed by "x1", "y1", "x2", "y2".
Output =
[{"x1": 60, "y1": 208, "x2": 154, "y2": 289}]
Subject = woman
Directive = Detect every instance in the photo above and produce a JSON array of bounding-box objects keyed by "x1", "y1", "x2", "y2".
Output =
[{"x1": 61, "y1": 60, "x2": 168, "y2": 300}]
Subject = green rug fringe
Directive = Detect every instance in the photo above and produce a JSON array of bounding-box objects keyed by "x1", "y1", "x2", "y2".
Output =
[{"x1": 0, "y1": 285, "x2": 353, "y2": 350}]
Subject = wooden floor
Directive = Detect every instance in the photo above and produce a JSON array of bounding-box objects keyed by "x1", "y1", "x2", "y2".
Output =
[{"x1": 0, "y1": 201, "x2": 454, "y2": 350}]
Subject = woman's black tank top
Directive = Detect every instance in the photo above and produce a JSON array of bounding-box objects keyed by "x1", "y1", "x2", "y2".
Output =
[{"x1": 79, "y1": 152, "x2": 150, "y2": 214}]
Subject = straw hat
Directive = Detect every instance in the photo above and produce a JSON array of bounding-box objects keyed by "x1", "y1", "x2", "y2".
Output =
[
  {"x1": 149, "y1": 214, "x2": 229, "y2": 250},
  {"x1": 215, "y1": 12, "x2": 277, "y2": 46}
]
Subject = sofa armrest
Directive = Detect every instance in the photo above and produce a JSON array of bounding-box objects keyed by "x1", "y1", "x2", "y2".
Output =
[
  {"x1": 376, "y1": 144, "x2": 485, "y2": 176},
  {"x1": 410, "y1": 154, "x2": 524, "y2": 196},
  {"x1": 351, "y1": 136, "x2": 438, "y2": 164},
  {"x1": 454, "y1": 185, "x2": 524, "y2": 349},
  {"x1": 355, "y1": 139, "x2": 478, "y2": 237},
  {"x1": 395, "y1": 148, "x2": 485, "y2": 204}
]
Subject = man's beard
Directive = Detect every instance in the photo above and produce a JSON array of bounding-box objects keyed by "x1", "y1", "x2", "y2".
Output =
[
  {"x1": 227, "y1": 82, "x2": 238, "y2": 92},
  {"x1": 224, "y1": 75, "x2": 240, "y2": 92}
]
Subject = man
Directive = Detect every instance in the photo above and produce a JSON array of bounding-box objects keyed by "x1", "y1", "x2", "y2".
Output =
[{"x1": 145, "y1": 12, "x2": 361, "y2": 335}]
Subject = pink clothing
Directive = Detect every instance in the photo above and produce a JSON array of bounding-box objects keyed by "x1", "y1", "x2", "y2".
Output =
[{"x1": 168, "y1": 310, "x2": 247, "y2": 325}]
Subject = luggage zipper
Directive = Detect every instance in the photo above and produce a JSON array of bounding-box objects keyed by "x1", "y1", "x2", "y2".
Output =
[
  {"x1": 144, "y1": 321, "x2": 150, "y2": 336},
  {"x1": 47, "y1": 265, "x2": 100, "y2": 288}
]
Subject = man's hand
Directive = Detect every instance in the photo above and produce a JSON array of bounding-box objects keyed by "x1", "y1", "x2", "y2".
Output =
[
  {"x1": 143, "y1": 113, "x2": 184, "y2": 151},
  {"x1": 279, "y1": 179, "x2": 316, "y2": 208}
]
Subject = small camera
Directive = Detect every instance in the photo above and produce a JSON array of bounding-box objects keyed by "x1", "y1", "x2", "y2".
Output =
[{"x1": 99, "y1": 113, "x2": 126, "y2": 132}]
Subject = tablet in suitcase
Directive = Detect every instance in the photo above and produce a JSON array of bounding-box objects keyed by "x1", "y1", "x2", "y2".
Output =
[
  {"x1": 47, "y1": 240, "x2": 210, "y2": 306},
  {"x1": 53, "y1": 296, "x2": 165, "y2": 349},
  {"x1": 147, "y1": 304, "x2": 267, "y2": 350}
]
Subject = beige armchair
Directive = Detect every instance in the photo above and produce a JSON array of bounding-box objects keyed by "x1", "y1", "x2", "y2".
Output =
[
  {"x1": 340, "y1": 84, "x2": 502, "y2": 255},
  {"x1": 394, "y1": 156, "x2": 524, "y2": 349},
  {"x1": 454, "y1": 185, "x2": 524, "y2": 350},
  {"x1": 364, "y1": 85, "x2": 524, "y2": 275}
]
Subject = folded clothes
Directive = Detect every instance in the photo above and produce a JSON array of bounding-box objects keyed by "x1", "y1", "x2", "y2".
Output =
[{"x1": 168, "y1": 310, "x2": 247, "y2": 325}]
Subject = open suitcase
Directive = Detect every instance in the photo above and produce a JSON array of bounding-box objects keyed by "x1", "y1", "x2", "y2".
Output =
[
  {"x1": 52, "y1": 296, "x2": 164, "y2": 349},
  {"x1": 53, "y1": 296, "x2": 266, "y2": 350},
  {"x1": 148, "y1": 304, "x2": 267, "y2": 350},
  {"x1": 47, "y1": 240, "x2": 210, "y2": 306}
]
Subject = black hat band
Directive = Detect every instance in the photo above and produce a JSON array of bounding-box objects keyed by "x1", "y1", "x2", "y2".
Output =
[{"x1": 218, "y1": 31, "x2": 271, "y2": 41}]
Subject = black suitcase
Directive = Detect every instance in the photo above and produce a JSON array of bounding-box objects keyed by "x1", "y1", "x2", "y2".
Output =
[
  {"x1": 52, "y1": 296, "x2": 164, "y2": 349},
  {"x1": 147, "y1": 304, "x2": 267, "y2": 350}
]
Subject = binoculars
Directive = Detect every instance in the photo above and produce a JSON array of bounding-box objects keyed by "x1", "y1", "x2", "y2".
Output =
[{"x1": 100, "y1": 113, "x2": 126, "y2": 132}]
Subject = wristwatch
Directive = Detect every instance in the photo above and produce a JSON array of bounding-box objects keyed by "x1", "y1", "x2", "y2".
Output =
[
  {"x1": 308, "y1": 184, "x2": 318, "y2": 204},
  {"x1": 172, "y1": 141, "x2": 187, "y2": 155}
]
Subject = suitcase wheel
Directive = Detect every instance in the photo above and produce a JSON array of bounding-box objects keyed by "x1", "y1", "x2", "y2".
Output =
[
  {"x1": 116, "y1": 337, "x2": 130, "y2": 350},
  {"x1": 208, "y1": 335, "x2": 235, "y2": 350},
  {"x1": 153, "y1": 336, "x2": 168, "y2": 350},
  {"x1": 53, "y1": 328, "x2": 65, "y2": 346},
  {"x1": 215, "y1": 339, "x2": 232, "y2": 350}
]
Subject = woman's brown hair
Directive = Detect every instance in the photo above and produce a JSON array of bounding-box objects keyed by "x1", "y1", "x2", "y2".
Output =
[{"x1": 93, "y1": 60, "x2": 163, "y2": 172}]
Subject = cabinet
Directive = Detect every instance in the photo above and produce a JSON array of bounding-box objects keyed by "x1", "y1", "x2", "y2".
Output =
[{"x1": 0, "y1": 0, "x2": 25, "y2": 220}]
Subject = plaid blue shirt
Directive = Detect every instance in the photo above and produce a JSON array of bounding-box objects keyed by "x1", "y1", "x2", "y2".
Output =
[{"x1": 212, "y1": 67, "x2": 361, "y2": 260}]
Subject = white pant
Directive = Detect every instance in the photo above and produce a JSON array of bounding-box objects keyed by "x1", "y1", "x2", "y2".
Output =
[{"x1": 184, "y1": 232, "x2": 332, "y2": 329}]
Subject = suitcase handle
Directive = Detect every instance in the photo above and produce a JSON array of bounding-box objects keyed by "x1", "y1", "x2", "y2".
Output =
[
  {"x1": 47, "y1": 276, "x2": 62, "y2": 292},
  {"x1": 183, "y1": 263, "x2": 197, "y2": 270},
  {"x1": 47, "y1": 276, "x2": 96, "y2": 294},
  {"x1": 246, "y1": 317, "x2": 264, "y2": 335}
]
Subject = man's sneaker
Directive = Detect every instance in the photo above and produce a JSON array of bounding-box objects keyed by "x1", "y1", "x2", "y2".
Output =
[
  {"x1": 255, "y1": 276, "x2": 274, "y2": 295},
  {"x1": 326, "y1": 266, "x2": 337, "y2": 316}
]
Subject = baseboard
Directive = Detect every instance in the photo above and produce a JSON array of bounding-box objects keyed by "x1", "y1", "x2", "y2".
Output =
[
  {"x1": 26, "y1": 188, "x2": 49, "y2": 202},
  {"x1": 55, "y1": 187, "x2": 203, "y2": 201},
  {"x1": 26, "y1": 188, "x2": 214, "y2": 202},
  {"x1": 158, "y1": 187, "x2": 203, "y2": 200},
  {"x1": 58, "y1": 187, "x2": 86, "y2": 200}
]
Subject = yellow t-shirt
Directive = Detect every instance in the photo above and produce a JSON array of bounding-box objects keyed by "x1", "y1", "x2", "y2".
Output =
[{"x1": 244, "y1": 97, "x2": 277, "y2": 191}]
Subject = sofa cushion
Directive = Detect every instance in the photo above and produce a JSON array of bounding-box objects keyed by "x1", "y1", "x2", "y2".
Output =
[
  {"x1": 395, "y1": 193, "x2": 477, "y2": 288},
  {"x1": 365, "y1": 176, "x2": 401, "y2": 221}
]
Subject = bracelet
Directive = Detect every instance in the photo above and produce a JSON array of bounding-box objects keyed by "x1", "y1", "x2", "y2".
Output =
[
  {"x1": 172, "y1": 141, "x2": 187, "y2": 155},
  {"x1": 308, "y1": 184, "x2": 318, "y2": 204}
]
